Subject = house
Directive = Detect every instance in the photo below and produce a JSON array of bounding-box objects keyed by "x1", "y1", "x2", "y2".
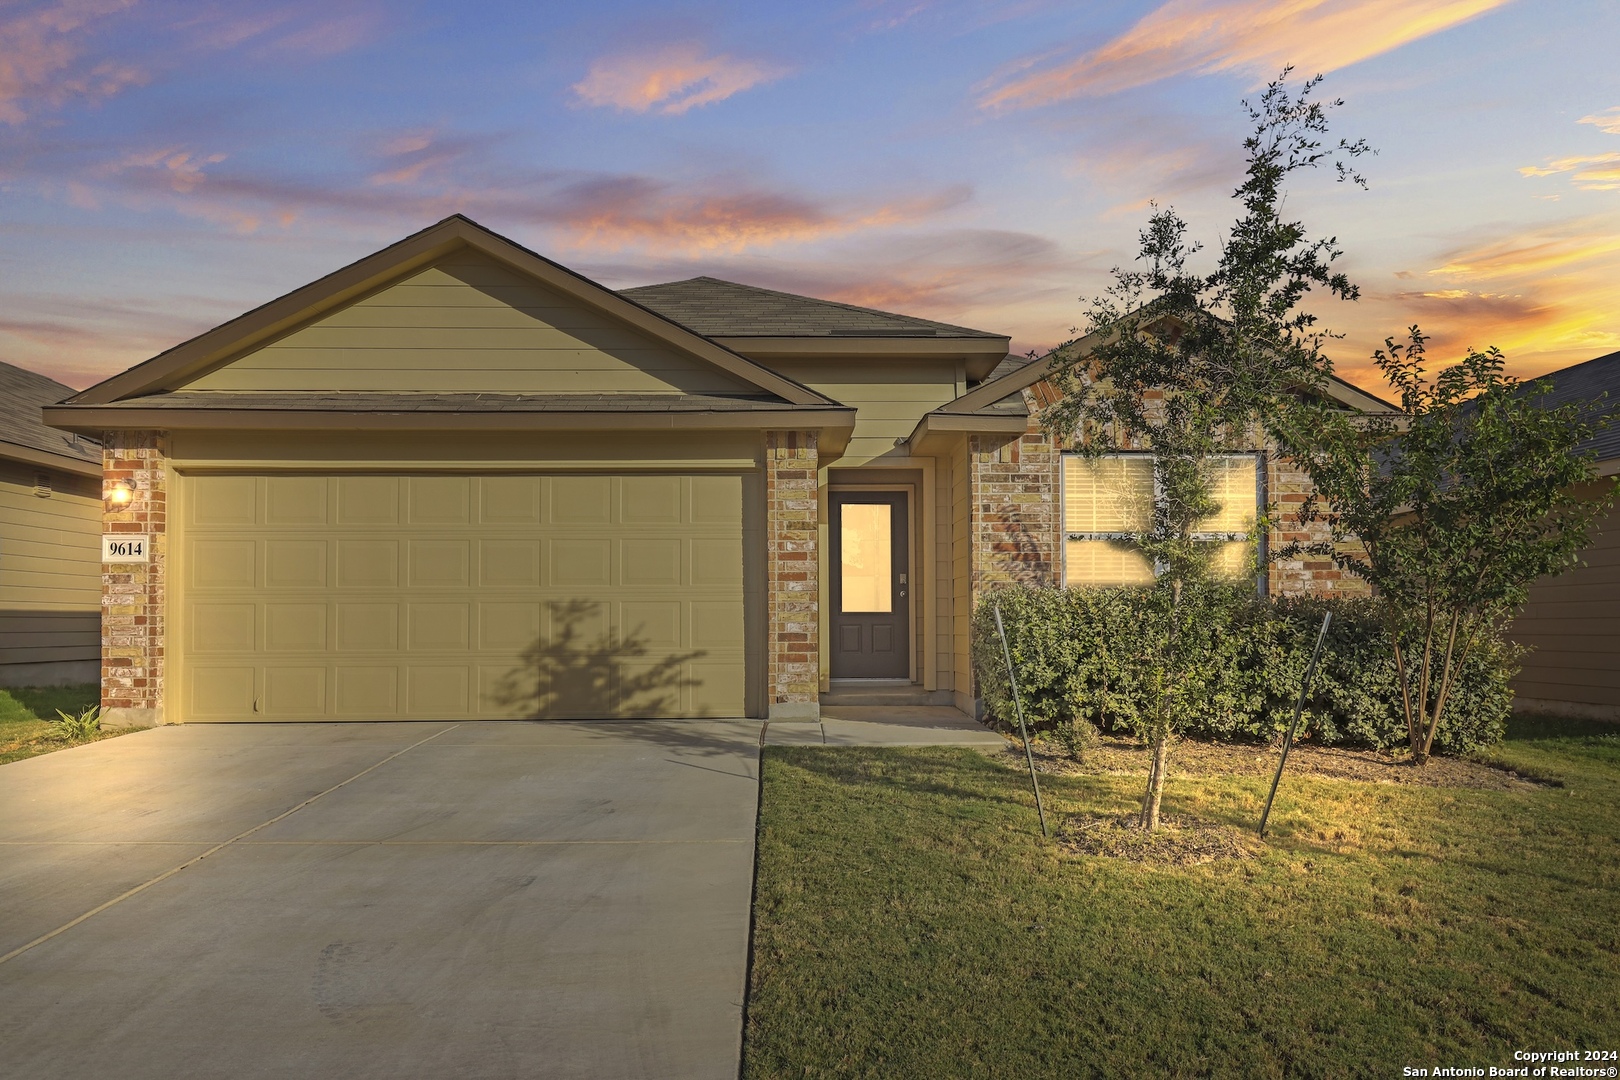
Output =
[
  {"x1": 1508, "y1": 348, "x2": 1620, "y2": 721},
  {"x1": 43, "y1": 216, "x2": 1376, "y2": 727},
  {"x1": 0, "y1": 362, "x2": 102, "y2": 687}
]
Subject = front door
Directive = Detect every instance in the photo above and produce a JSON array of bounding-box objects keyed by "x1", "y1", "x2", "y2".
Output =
[{"x1": 830, "y1": 492, "x2": 909, "y2": 679}]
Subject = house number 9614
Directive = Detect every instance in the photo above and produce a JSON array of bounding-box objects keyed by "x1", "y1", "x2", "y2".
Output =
[{"x1": 102, "y1": 535, "x2": 150, "y2": 563}]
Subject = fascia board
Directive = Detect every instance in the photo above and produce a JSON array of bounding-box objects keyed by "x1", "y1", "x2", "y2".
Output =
[
  {"x1": 1321, "y1": 374, "x2": 1399, "y2": 413},
  {"x1": 43, "y1": 403, "x2": 858, "y2": 436},
  {"x1": 937, "y1": 325, "x2": 1400, "y2": 419},
  {"x1": 70, "y1": 216, "x2": 838, "y2": 409},
  {"x1": 713, "y1": 335, "x2": 1010, "y2": 376},
  {"x1": 904, "y1": 410, "x2": 1029, "y2": 453},
  {"x1": 0, "y1": 439, "x2": 101, "y2": 477}
]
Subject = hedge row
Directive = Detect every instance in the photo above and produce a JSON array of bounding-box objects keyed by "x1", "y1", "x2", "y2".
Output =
[{"x1": 971, "y1": 585, "x2": 1519, "y2": 755}]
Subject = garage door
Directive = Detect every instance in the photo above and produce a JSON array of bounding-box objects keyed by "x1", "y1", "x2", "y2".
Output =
[{"x1": 178, "y1": 473, "x2": 748, "y2": 720}]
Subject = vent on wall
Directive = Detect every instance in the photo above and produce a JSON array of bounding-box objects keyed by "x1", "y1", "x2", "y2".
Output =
[{"x1": 32, "y1": 473, "x2": 52, "y2": 498}]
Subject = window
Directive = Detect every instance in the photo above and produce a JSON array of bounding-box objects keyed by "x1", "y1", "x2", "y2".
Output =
[{"x1": 1061, "y1": 453, "x2": 1260, "y2": 587}]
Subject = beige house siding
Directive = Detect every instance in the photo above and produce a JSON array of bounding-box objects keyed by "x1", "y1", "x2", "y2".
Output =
[
  {"x1": 771, "y1": 359, "x2": 958, "y2": 466},
  {"x1": 0, "y1": 457, "x2": 101, "y2": 682},
  {"x1": 933, "y1": 455, "x2": 955, "y2": 696},
  {"x1": 187, "y1": 252, "x2": 754, "y2": 396},
  {"x1": 1511, "y1": 479, "x2": 1620, "y2": 718},
  {"x1": 950, "y1": 436, "x2": 973, "y2": 713}
]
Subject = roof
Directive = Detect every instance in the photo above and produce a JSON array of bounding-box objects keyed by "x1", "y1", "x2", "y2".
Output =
[
  {"x1": 0, "y1": 361, "x2": 99, "y2": 473},
  {"x1": 1523, "y1": 349, "x2": 1620, "y2": 463},
  {"x1": 620, "y1": 277, "x2": 1006, "y2": 340}
]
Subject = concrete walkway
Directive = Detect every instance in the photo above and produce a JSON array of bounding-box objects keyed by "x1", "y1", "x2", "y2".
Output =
[
  {"x1": 0, "y1": 721, "x2": 762, "y2": 1080},
  {"x1": 765, "y1": 705, "x2": 1008, "y2": 747}
]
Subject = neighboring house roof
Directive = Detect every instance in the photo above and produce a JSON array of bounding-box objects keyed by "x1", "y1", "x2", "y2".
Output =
[
  {"x1": 0, "y1": 361, "x2": 100, "y2": 476},
  {"x1": 1522, "y1": 349, "x2": 1620, "y2": 465},
  {"x1": 621, "y1": 277, "x2": 1004, "y2": 339}
]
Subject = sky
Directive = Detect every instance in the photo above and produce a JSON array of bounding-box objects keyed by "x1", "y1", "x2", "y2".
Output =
[{"x1": 2, "y1": 0, "x2": 1618, "y2": 396}]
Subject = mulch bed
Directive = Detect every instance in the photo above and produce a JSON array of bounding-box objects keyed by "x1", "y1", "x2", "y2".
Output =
[
  {"x1": 991, "y1": 735, "x2": 1551, "y2": 792},
  {"x1": 1059, "y1": 813, "x2": 1260, "y2": 865}
]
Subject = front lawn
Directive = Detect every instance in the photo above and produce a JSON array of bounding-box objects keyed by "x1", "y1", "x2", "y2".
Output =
[
  {"x1": 743, "y1": 716, "x2": 1620, "y2": 1078},
  {"x1": 0, "y1": 685, "x2": 124, "y2": 765}
]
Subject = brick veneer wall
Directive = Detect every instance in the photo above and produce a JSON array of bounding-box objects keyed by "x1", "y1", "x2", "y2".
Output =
[
  {"x1": 765, "y1": 431, "x2": 820, "y2": 719},
  {"x1": 102, "y1": 431, "x2": 168, "y2": 727},
  {"x1": 1266, "y1": 451, "x2": 1371, "y2": 598},
  {"x1": 969, "y1": 427, "x2": 1061, "y2": 595}
]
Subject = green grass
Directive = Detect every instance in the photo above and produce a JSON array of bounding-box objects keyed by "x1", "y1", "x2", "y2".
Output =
[
  {"x1": 743, "y1": 715, "x2": 1620, "y2": 1078},
  {"x1": 0, "y1": 684, "x2": 124, "y2": 765}
]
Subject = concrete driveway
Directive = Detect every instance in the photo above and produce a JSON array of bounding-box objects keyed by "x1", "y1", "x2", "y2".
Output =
[{"x1": 0, "y1": 721, "x2": 763, "y2": 1080}]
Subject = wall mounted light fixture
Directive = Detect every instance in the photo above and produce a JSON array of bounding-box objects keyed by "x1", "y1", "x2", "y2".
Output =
[{"x1": 106, "y1": 479, "x2": 134, "y2": 507}]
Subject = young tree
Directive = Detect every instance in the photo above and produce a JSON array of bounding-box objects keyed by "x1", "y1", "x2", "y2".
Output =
[
  {"x1": 1041, "y1": 70, "x2": 1368, "y2": 830},
  {"x1": 1280, "y1": 330, "x2": 1613, "y2": 763}
]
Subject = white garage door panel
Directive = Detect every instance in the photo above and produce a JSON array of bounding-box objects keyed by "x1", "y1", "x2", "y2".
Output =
[{"x1": 179, "y1": 473, "x2": 749, "y2": 720}]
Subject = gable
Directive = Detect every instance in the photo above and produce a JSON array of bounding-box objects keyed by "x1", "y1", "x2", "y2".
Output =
[{"x1": 184, "y1": 250, "x2": 760, "y2": 396}]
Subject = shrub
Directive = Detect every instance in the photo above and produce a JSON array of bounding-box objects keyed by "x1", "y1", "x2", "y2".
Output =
[{"x1": 972, "y1": 586, "x2": 1517, "y2": 756}]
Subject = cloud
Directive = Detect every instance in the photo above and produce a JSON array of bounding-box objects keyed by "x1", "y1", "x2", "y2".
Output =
[
  {"x1": 174, "y1": 3, "x2": 381, "y2": 58},
  {"x1": 572, "y1": 44, "x2": 786, "y2": 115},
  {"x1": 1578, "y1": 107, "x2": 1620, "y2": 136},
  {"x1": 0, "y1": 293, "x2": 236, "y2": 388},
  {"x1": 67, "y1": 140, "x2": 972, "y2": 253},
  {"x1": 547, "y1": 179, "x2": 969, "y2": 253},
  {"x1": 101, "y1": 146, "x2": 228, "y2": 192},
  {"x1": 1428, "y1": 224, "x2": 1620, "y2": 279},
  {"x1": 1323, "y1": 218, "x2": 1620, "y2": 388},
  {"x1": 1519, "y1": 152, "x2": 1620, "y2": 191},
  {"x1": 0, "y1": 0, "x2": 144, "y2": 124},
  {"x1": 979, "y1": 0, "x2": 1512, "y2": 109}
]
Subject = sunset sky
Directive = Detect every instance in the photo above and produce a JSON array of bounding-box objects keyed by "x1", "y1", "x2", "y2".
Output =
[{"x1": 2, "y1": 0, "x2": 1618, "y2": 395}]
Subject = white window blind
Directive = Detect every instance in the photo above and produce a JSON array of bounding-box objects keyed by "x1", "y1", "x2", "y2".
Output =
[{"x1": 1061, "y1": 453, "x2": 1259, "y2": 587}]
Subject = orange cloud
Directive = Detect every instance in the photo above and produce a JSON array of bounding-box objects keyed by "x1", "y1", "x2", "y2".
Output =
[
  {"x1": 0, "y1": 0, "x2": 144, "y2": 124},
  {"x1": 1520, "y1": 152, "x2": 1620, "y2": 191},
  {"x1": 572, "y1": 44, "x2": 786, "y2": 115},
  {"x1": 555, "y1": 184, "x2": 969, "y2": 254},
  {"x1": 1428, "y1": 227, "x2": 1620, "y2": 280},
  {"x1": 102, "y1": 146, "x2": 228, "y2": 192},
  {"x1": 1322, "y1": 218, "x2": 1620, "y2": 388},
  {"x1": 979, "y1": 0, "x2": 1511, "y2": 109},
  {"x1": 1579, "y1": 107, "x2": 1620, "y2": 136}
]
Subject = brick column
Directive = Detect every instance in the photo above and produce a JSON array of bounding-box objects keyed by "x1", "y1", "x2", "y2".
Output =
[
  {"x1": 102, "y1": 431, "x2": 168, "y2": 728},
  {"x1": 765, "y1": 431, "x2": 820, "y2": 720}
]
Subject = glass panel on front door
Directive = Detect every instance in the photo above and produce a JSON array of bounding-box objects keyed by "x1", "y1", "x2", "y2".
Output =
[
  {"x1": 830, "y1": 492, "x2": 910, "y2": 680},
  {"x1": 839, "y1": 503, "x2": 892, "y2": 613}
]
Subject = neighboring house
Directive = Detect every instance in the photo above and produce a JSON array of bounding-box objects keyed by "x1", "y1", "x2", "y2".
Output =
[
  {"x1": 0, "y1": 362, "x2": 102, "y2": 687},
  {"x1": 1509, "y1": 348, "x2": 1620, "y2": 720},
  {"x1": 44, "y1": 216, "x2": 1378, "y2": 727}
]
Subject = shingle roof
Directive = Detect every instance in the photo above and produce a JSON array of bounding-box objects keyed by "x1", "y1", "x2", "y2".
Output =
[
  {"x1": 0, "y1": 361, "x2": 99, "y2": 465},
  {"x1": 620, "y1": 277, "x2": 1006, "y2": 339},
  {"x1": 1524, "y1": 349, "x2": 1620, "y2": 463}
]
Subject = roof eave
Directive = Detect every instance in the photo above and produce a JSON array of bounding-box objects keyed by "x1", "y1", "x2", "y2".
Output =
[
  {"x1": 0, "y1": 438, "x2": 101, "y2": 477},
  {"x1": 712, "y1": 335, "x2": 1010, "y2": 378},
  {"x1": 905, "y1": 410, "x2": 1029, "y2": 454},
  {"x1": 43, "y1": 403, "x2": 858, "y2": 438}
]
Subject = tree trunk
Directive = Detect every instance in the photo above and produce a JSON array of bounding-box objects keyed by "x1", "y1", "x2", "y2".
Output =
[{"x1": 1141, "y1": 731, "x2": 1169, "y2": 831}]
